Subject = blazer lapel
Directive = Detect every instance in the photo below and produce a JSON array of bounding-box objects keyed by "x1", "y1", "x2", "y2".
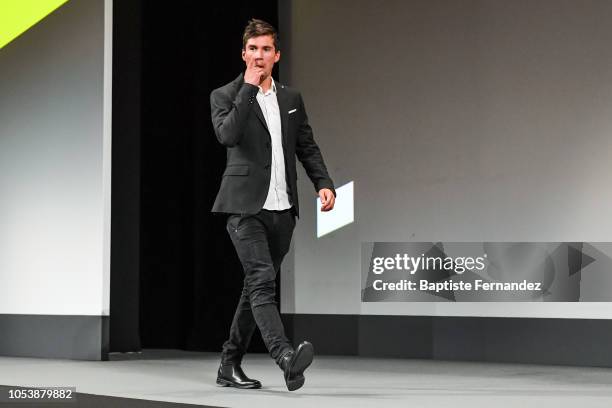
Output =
[
  {"x1": 252, "y1": 101, "x2": 269, "y2": 133},
  {"x1": 276, "y1": 83, "x2": 290, "y2": 150}
]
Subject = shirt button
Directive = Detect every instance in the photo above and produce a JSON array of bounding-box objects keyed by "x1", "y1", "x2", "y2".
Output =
[{"x1": 264, "y1": 164, "x2": 270, "y2": 169}]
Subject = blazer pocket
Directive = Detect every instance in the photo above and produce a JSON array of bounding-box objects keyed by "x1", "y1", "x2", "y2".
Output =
[{"x1": 223, "y1": 164, "x2": 249, "y2": 176}]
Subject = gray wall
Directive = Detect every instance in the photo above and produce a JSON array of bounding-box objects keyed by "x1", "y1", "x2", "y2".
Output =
[
  {"x1": 0, "y1": 0, "x2": 111, "y2": 321},
  {"x1": 280, "y1": 0, "x2": 612, "y2": 318}
]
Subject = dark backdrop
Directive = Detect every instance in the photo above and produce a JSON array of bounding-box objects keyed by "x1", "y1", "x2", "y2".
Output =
[{"x1": 111, "y1": 0, "x2": 279, "y2": 353}]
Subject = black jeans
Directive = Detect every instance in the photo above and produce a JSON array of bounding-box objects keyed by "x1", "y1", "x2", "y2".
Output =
[{"x1": 221, "y1": 208, "x2": 296, "y2": 365}]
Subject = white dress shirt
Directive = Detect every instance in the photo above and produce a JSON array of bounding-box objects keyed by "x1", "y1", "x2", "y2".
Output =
[{"x1": 257, "y1": 78, "x2": 292, "y2": 211}]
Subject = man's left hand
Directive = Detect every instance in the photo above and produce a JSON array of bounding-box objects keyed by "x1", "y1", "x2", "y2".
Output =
[{"x1": 319, "y1": 188, "x2": 335, "y2": 212}]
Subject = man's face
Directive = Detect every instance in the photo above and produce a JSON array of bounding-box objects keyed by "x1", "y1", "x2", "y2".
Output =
[{"x1": 242, "y1": 35, "x2": 280, "y2": 78}]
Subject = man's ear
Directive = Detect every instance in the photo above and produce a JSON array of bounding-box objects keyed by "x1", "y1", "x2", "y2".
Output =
[
  {"x1": 241, "y1": 49, "x2": 246, "y2": 62},
  {"x1": 274, "y1": 51, "x2": 281, "y2": 63}
]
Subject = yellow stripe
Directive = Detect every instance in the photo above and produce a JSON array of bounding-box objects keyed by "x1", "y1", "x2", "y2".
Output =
[{"x1": 0, "y1": 0, "x2": 69, "y2": 50}]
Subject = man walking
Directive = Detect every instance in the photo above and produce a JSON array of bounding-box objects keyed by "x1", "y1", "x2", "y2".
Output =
[{"x1": 210, "y1": 19, "x2": 335, "y2": 391}]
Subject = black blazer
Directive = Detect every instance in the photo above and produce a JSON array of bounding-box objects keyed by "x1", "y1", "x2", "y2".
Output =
[{"x1": 210, "y1": 73, "x2": 335, "y2": 218}]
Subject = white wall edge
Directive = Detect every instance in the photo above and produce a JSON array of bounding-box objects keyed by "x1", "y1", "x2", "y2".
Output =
[{"x1": 101, "y1": 0, "x2": 113, "y2": 316}]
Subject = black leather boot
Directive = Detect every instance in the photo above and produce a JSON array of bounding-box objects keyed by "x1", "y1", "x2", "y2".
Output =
[
  {"x1": 279, "y1": 341, "x2": 314, "y2": 391},
  {"x1": 216, "y1": 363, "x2": 262, "y2": 389}
]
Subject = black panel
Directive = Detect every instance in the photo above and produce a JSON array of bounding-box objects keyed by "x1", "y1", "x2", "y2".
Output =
[
  {"x1": 286, "y1": 314, "x2": 612, "y2": 367},
  {"x1": 137, "y1": 0, "x2": 278, "y2": 352},
  {"x1": 111, "y1": 0, "x2": 280, "y2": 353},
  {"x1": 111, "y1": 0, "x2": 142, "y2": 353}
]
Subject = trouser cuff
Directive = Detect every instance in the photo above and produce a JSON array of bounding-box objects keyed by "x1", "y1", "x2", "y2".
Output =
[{"x1": 220, "y1": 353, "x2": 242, "y2": 366}]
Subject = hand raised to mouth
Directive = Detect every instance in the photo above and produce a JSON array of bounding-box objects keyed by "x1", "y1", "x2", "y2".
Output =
[{"x1": 244, "y1": 58, "x2": 266, "y2": 86}]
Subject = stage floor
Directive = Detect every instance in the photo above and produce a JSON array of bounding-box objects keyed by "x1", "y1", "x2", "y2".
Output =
[{"x1": 1, "y1": 350, "x2": 612, "y2": 407}]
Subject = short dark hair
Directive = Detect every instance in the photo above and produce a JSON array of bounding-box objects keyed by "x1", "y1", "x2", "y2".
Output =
[{"x1": 242, "y1": 18, "x2": 280, "y2": 51}]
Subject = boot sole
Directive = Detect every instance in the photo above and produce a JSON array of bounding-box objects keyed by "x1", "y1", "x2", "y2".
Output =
[
  {"x1": 216, "y1": 377, "x2": 262, "y2": 389},
  {"x1": 286, "y1": 342, "x2": 314, "y2": 391},
  {"x1": 286, "y1": 375, "x2": 305, "y2": 392}
]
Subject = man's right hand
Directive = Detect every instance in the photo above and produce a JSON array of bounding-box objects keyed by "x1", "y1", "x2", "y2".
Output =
[{"x1": 243, "y1": 58, "x2": 266, "y2": 86}]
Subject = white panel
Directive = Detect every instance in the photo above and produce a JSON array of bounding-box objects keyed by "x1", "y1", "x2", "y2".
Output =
[{"x1": 0, "y1": 0, "x2": 109, "y2": 315}]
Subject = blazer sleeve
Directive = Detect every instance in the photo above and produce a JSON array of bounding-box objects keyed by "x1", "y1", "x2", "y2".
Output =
[
  {"x1": 295, "y1": 93, "x2": 336, "y2": 196},
  {"x1": 210, "y1": 83, "x2": 259, "y2": 147}
]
